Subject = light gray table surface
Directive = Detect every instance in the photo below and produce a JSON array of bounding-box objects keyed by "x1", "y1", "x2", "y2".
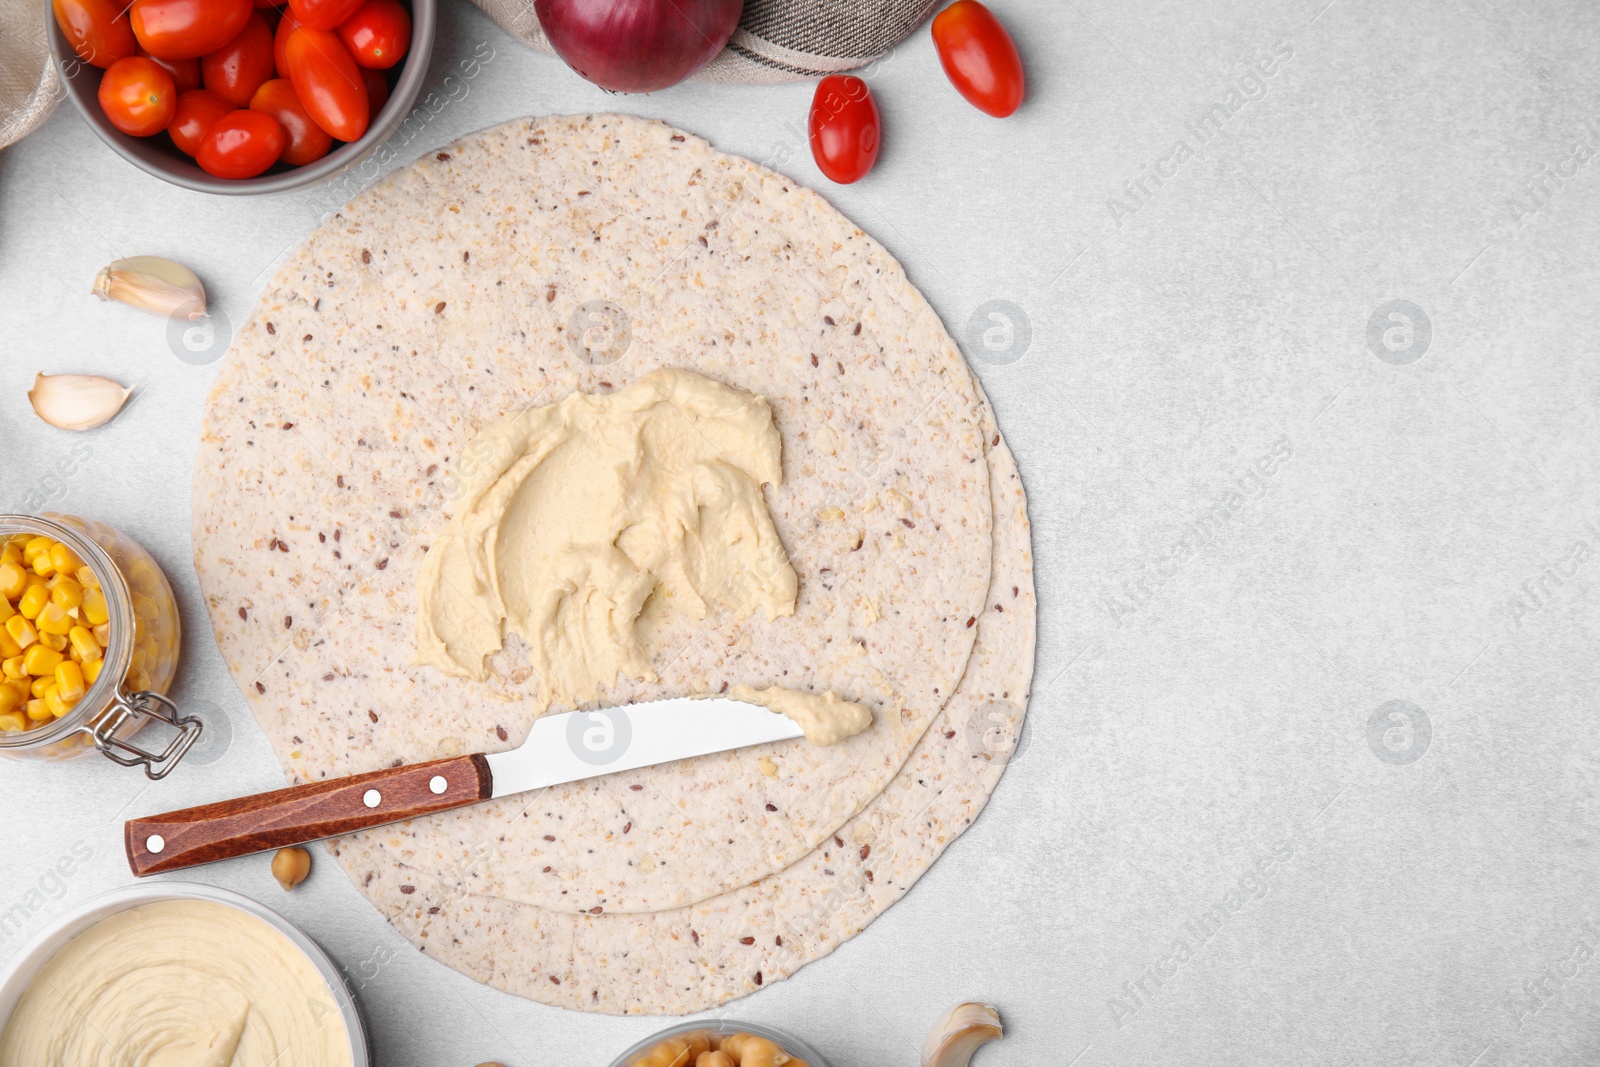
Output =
[{"x1": 4, "y1": 0, "x2": 1600, "y2": 1064}]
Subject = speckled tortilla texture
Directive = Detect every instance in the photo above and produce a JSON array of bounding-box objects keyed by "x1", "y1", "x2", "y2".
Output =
[
  {"x1": 332, "y1": 424, "x2": 1034, "y2": 1014},
  {"x1": 193, "y1": 114, "x2": 993, "y2": 915}
]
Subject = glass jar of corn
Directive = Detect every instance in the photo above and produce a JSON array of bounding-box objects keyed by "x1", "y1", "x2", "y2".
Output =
[{"x1": 0, "y1": 514, "x2": 201, "y2": 777}]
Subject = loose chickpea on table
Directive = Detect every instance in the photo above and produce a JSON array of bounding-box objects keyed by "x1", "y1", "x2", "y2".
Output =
[{"x1": 0, "y1": 534, "x2": 115, "y2": 733}]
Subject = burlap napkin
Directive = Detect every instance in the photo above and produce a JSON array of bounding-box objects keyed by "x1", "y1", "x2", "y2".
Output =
[
  {"x1": 0, "y1": 0, "x2": 58, "y2": 149},
  {"x1": 474, "y1": 0, "x2": 941, "y2": 84}
]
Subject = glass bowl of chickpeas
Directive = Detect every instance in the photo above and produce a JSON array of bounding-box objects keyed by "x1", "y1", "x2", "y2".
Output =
[
  {"x1": 608, "y1": 1021, "x2": 830, "y2": 1067},
  {"x1": 0, "y1": 513, "x2": 201, "y2": 777}
]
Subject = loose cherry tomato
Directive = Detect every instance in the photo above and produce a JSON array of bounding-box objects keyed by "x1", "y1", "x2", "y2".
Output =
[
  {"x1": 361, "y1": 66, "x2": 389, "y2": 114},
  {"x1": 202, "y1": 12, "x2": 274, "y2": 105},
  {"x1": 284, "y1": 27, "x2": 367, "y2": 141},
  {"x1": 807, "y1": 74, "x2": 879, "y2": 185},
  {"x1": 97, "y1": 55, "x2": 177, "y2": 136},
  {"x1": 167, "y1": 87, "x2": 235, "y2": 155},
  {"x1": 130, "y1": 0, "x2": 251, "y2": 59},
  {"x1": 336, "y1": 0, "x2": 409, "y2": 69},
  {"x1": 930, "y1": 0, "x2": 1023, "y2": 118},
  {"x1": 137, "y1": 48, "x2": 200, "y2": 92},
  {"x1": 52, "y1": 0, "x2": 137, "y2": 68},
  {"x1": 286, "y1": 0, "x2": 362, "y2": 31},
  {"x1": 273, "y1": 8, "x2": 302, "y2": 75},
  {"x1": 249, "y1": 78, "x2": 331, "y2": 164},
  {"x1": 196, "y1": 109, "x2": 285, "y2": 177}
]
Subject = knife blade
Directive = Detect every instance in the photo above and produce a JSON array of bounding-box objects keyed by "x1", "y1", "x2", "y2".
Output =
[{"x1": 125, "y1": 697, "x2": 804, "y2": 877}]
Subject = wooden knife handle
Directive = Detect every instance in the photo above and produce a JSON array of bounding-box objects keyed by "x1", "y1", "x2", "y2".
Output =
[{"x1": 125, "y1": 754, "x2": 492, "y2": 876}]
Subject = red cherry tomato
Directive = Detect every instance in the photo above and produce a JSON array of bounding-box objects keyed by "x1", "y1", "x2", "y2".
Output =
[
  {"x1": 249, "y1": 77, "x2": 331, "y2": 165},
  {"x1": 196, "y1": 109, "x2": 285, "y2": 177},
  {"x1": 201, "y1": 12, "x2": 274, "y2": 105},
  {"x1": 272, "y1": 8, "x2": 302, "y2": 75},
  {"x1": 807, "y1": 74, "x2": 879, "y2": 185},
  {"x1": 286, "y1": 0, "x2": 362, "y2": 31},
  {"x1": 130, "y1": 0, "x2": 251, "y2": 59},
  {"x1": 336, "y1": 0, "x2": 409, "y2": 69},
  {"x1": 361, "y1": 66, "x2": 389, "y2": 114},
  {"x1": 930, "y1": 0, "x2": 1023, "y2": 118},
  {"x1": 284, "y1": 27, "x2": 368, "y2": 141},
  {"x1": 168, "y1": 88, "x2": 235, "y2": 155},
  {"x1": 52, "y1": 0, "x2": 137, "y2": 68},
  {"x1": 97, "y1": 55, "x2": 177, "y2": 136},
  {"x1": 137, "y1": 48, "x2": 200, "y2": 92}
]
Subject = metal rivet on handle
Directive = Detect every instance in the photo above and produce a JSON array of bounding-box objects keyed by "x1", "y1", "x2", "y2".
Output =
[
  {"x1": 146, "y1": 835, "x2": 165, "y2": 854},
  {"x1": 363, "y1": 789, "x2": 381, "y2": 808},
  {"x1": 429, "y1": 775, "x2": 447, "y2": 794}
]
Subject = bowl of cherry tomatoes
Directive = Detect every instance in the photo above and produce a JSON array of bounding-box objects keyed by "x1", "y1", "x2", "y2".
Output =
[{"x1": 48, "y1": 0, "x2": 434, "y2": 193}]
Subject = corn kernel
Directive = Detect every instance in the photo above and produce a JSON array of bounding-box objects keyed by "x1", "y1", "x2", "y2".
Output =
[
  {"x1": 91, "y1": 622, "x2": 111, "y2": 647},
  {"x1": 22, "y1": 645, "x2": 63, "y2": 676},
  {"x1": 50, "y1": 578, "x2": 83, "y2": 611},
  {"x1": 0, "y1": 711, "x2": 24, "y2": 732},
  {"x1": 38, "y1": 632, "x2": 67, "y2": 652},
  {"x1": 29, "y1": 552, "x2": 54, "y2": 578},
  {"x1": 133, "y1": 594, "x2": 158, "y2": 622},
  {"x1": 0, "y1": 629, "x2": 19, "y2": 659},
  {"x1": 22, "y1": 537, "x2": 51, "y2": 562},
  {"x1": 0, "y1": 684, "x2": 18, "y2": 714},
  {"x1": 0, "y1": 561, "x2": 27, "y2": 600},
  {"x1": 0, "y1": 596, "x2": 12, "y2": 624},
  {"x1": 5, "y1": 616, "x2": 37, "y2": 651},
  {"x1": 54, "y1": 662, "x2": 85, "y2": 701},
  {"x1": 29, "y1": 675, "x2": 52, "y2": 699},
  {"x1": 2, "y1": 656, "x2": 24, "y2": 680},
  {"x1": 49, "y1": 543, "x2": 84, "y2": 575},
  {"x1": 43, "y1": 685, "x2": 70, "y2": 717},
  {"x1": 83, "y1": 657, "x2": 103, "y2": 684},
  {"x1": 76, "y1": 566, "x2": 99, "y2": 589},
  {"x1": 82, "y1": 588, "x2": 110, "y2": 627},
  {"x1": 36, "y1": 602, "x2": 73, "y2": 636},
  {"x1": 0, "y1": 544, "x2": 19, "y2": 566},
  {"x1": 17, "y1": 584, "x2": 48, "y2": 620},
  {"x1": 69, "y1": 626, "x2": 99, "y2": 663}
]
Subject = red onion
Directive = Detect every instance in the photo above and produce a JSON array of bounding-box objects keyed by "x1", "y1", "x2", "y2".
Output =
[{"x1": 535, "y1": 0, "x2": 743, "y2": 93}]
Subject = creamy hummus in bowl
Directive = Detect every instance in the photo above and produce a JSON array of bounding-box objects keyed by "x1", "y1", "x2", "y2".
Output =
[{"x1": 0, "y1": 882, "x2": 366, "y2": 1066}]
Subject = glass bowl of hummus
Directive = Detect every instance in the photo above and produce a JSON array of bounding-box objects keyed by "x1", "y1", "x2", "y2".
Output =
[
  {"x1": 0, "y1": 881, "x2": 369, "y2": 1066},
  {"x1": 608, "y1": 1019, "x2": 832, "y2": 1067}
]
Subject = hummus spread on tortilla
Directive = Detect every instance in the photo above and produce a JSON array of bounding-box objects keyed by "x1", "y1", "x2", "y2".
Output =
[
  {"x1": 417, "y1": 368, "x2": 799, "y2": 704},
  {"x1": 0, "y1": 899, "x2": 350, "y2": 1067}
]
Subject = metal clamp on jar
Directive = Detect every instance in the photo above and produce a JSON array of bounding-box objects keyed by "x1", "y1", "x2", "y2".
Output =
[{"x1": 0, "y1": 514, "x2": 201, "y2": 778}]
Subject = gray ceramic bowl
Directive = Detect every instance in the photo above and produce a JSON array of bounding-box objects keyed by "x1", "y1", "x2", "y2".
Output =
[
  {"x1": 46, "y1": 0, "x2": 434, "y2": 195},
  {"x1": 607, "y1": 1020, "x2": 832, "y2": 1067}
]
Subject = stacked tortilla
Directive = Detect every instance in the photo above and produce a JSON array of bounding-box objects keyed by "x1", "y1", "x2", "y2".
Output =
[{"x1": 194, "y1": 114, "x2": 1035, "y2": 1015}]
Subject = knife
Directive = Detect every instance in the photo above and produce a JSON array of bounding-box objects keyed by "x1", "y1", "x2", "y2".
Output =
[{"x1": 124, "y1": 696, "x2": 803, "y2": 877}]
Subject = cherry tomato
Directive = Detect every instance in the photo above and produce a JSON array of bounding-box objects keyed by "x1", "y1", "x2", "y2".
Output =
[
  {"x1": 196, "y1": 109, "x2": 285, "y2": 177},
  {"x1": 130, "y1": 0, "x2": 252, "y2": 59},
  {"x1": 137, "y1": 48, "x2": 200, "y2": 92},
  {"x1": 284, "y1": 27, "x2": 368, "y2": 141},
  {"x1": 97, "y1": 55, "x2": 177, "y2": 136},
  {"x1": 248, "y1": 78, "x2": 331, "y2": 165},
  {"x1": 336, "y1": 0, "x2": 409, "y2": 69},
  {"x1": 361, "y1": 66, "x2": 389, "y2": 114},
  {"x1": 930, "y1": 0, "x2": 1023, "y2": 118},
  {"x1": 168, "y1": 88, "x2": 236, "y2": 155},
  {"x1": 202, "y1": 12, "x2": 274, "y2": 105},
  {"x1": 52, "y1": 0, "x2": 137, "y2": 68},
  {"x1": 286, "y1": 0, "x2": 362, "y2": 31},
  {"x1": 273, "y1": 8, "x2": 302, "y2": 75},
  {"x1": 807, "y1": 74, "x2": 879, "y2": 185}
]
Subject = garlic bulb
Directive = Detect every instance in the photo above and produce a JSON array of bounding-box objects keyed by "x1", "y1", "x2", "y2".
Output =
[
  {"x1": 921, "y1": 1002, "x2": 1002, "y2": 1067},
  {"x1": 92, "y1": 256, "x2": 206, "y2": 320},
  {"x1": 27, "y1": 373, "x2": 133, "y2": 431}
]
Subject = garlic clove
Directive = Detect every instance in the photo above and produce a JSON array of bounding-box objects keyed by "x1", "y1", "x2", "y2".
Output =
[
  {"x1": 921, "y1": 1002, "x2": 1002, "y2": 1067},
  {"x1": 92, "y1": 256, "x2": 206, "y2": 320},
  {"x1": 28, "y1": 373, "x2": 133, "y2": 431}
]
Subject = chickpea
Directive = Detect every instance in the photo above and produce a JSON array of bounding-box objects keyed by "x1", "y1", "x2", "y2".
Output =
[
  {"x1": 718, "y1": 1035, "x2": 754, "y2": 1063},
  {"x1": 696, "y1": 1054, "x2": 735, "y2": 1067},
  {"x1": 737, "y1": 1037, "x2": 789, "y2": 1067},
  {"x1": 272, "y1": 846, "x2": 312, "y2": 890}
]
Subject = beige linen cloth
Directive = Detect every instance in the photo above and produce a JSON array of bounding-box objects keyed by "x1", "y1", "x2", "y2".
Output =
[{"x1": 2, "y1": 0, "x2": 936, "y2": 147}]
